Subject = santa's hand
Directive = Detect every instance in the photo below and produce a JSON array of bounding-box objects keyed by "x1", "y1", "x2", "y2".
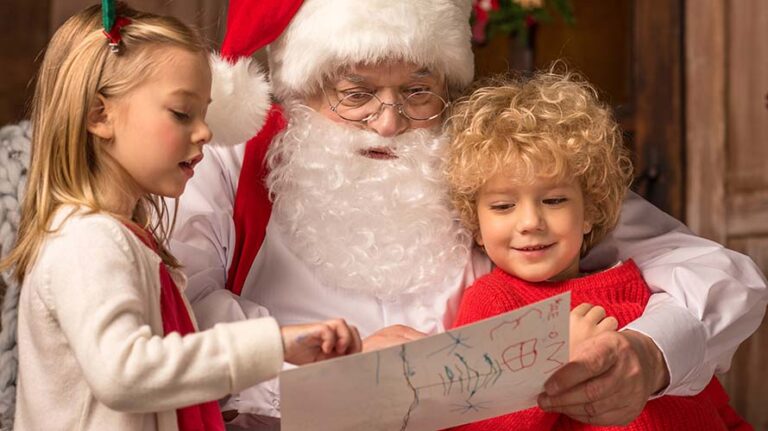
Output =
[
  {"x1": 537, "y1": 330, "x2": 669, "y2": 426},
  {"x1": 280, "y1": 319, "x2": 362, "y2": 365},
  {"x1": 363, "y1": 324, "x2": 426, "y2": 352},
  {"x1": 569, "y1": 303, "x2": 618, "y2": 350}
]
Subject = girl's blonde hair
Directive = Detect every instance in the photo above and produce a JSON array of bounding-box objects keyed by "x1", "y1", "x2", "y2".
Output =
[
  {"x1": 446, "y1": 70, "x2": 633, "y2": 254},
  {"x1": 1, "y1": 3, "x2": 208, "y2": 284}
]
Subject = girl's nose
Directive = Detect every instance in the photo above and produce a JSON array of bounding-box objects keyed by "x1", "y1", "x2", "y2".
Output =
[{"x1": 196, "y1": 121, "x2": 213, "y2": 145}]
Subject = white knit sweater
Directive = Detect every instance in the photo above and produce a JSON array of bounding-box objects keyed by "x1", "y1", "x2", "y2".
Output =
[
  {"x1": 14, "y1": 207, "x2": 284, "y2": 431},
  {"x1": 0, "y1": 121, "x2": 31, "y2": 431}
]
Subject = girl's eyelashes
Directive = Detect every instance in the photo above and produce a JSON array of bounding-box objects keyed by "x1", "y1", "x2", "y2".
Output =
[{"x1": 171, "y1": 110, "x2": 190, "y2": 122}]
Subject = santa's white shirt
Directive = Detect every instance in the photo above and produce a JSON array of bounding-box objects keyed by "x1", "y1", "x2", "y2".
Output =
[{"x1": 171, "y1": 139, "x2": 767, "y2": 424}]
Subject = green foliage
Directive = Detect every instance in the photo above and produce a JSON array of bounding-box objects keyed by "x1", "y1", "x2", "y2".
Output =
[{"x1": 487, "y1": 0, "x2": 574, "y2": 42}]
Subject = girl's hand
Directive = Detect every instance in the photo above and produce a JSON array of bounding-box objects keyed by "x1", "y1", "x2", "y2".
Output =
[
  {"x1": 280, "y1": 319, "x2": 362, "y2": 365},
  {"x1": 569, "y1": 303, "x2": 618, "y2": 354}
]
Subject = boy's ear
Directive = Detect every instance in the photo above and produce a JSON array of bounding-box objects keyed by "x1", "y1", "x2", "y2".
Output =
[
  {"x1": 474, "y1": 232, "x2": 484, "y2": 247},
  {"x1": 583, "y1": 220, "x2": 594, "y2": 235},
  {"x1": 87, "y1": 94, "x2": 114, "y2": 140}
]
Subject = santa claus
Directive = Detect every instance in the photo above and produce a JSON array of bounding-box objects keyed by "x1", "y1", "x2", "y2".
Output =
[{"x1": 170, "y1": 0, "x2": 767, "y2": 428}]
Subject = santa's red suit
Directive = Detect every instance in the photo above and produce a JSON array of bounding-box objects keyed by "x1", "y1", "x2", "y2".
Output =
[{"x1": 169, "y1": 0, "x2": 768, "y2": 425}]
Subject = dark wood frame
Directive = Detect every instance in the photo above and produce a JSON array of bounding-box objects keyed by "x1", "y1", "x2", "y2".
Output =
[{"x1": 631, "y1": 0, "x2": 685, "y2": 219}]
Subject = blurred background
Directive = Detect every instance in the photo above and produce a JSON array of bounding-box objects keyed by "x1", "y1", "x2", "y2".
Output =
[{"x1": 1, "y1": 0, "x2": 766, "y2": 428}]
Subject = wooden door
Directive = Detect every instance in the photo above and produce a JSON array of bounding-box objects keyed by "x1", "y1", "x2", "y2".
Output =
[
  {"x1": 0, "y1": 0, "x2": 227, "y2": 127},
  {"x1": 687, "y1": 1, "x2": 768, "y2": 429},
  {"x1": 49, "y1": 0, "x2": 227, "y2": 41},
  {"x1": 473, "y1": 0, "x2": 685, "y2": 218},
  {"x1": 0, "y1": 0, "x2": 51, "y2": 125}
]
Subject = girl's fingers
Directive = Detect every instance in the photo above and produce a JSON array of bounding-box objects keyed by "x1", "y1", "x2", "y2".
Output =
[
  {"x1": 331, "y1": 319, "x2": 353, "y2": 354},
  {"x1": 349, "y1": 325, "x2": 362, "y2": 353},
  {"x1": 320, "y1": 324, "x2": 337, "y2": 354}
]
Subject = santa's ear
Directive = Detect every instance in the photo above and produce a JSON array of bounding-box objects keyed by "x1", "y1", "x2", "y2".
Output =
[{"x1": 87, "y1": 94, "x2": 114, "y2": 140}]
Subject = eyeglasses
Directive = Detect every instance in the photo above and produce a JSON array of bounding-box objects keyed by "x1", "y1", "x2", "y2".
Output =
[{"x1": 323, "y1": 88, "x2": 450, "y2": 123}]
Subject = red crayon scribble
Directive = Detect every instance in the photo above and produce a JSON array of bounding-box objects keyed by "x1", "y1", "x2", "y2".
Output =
[
  {"x1": 543, "y1": 340, "x2": 566, "y2": 373},
  {"x1": 547, "y1": 300, "x2": 562, "y2": 320},
  {"x1": 489, "y1": 308, "x2": 543, "y2": 341},
  {"x1": 501, "y1": 338, "x2": 538, "y2": 372}
]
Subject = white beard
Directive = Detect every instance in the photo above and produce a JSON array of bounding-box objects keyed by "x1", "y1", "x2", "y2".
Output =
[{"x1": 266, "y1": 106, "x2": 471, "y2": 300}]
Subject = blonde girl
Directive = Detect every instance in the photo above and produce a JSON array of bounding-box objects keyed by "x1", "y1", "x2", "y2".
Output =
[{"x1": 1, "y1": 4, "x2": 360, "y2": 430}]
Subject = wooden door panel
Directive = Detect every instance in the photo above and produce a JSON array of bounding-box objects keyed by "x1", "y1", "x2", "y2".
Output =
[
  {"x1": 727, "y1": 0, "x2": 768, "y2": 193},
  {"x1": 721, "y1": 236, "x2": 768, "y2": 431}
]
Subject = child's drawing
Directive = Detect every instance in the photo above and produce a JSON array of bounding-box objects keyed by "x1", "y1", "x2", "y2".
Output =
[{"x1": 281, "y1": 292, "x2": 570, "y2": 431}]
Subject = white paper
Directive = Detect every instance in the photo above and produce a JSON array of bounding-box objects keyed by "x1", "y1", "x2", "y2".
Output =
[{"x1": 280, "y1": 292, "x2": 570, "y2": 431}]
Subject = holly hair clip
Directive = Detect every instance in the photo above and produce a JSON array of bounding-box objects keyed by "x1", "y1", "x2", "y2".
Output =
[{"x1": 102, "y1": 0, "x2": 131, "y2": 53}]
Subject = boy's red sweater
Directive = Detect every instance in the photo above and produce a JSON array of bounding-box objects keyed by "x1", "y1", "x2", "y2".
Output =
[{"x1": 449, "y1": 260, "x2": 751, "y2": 431}]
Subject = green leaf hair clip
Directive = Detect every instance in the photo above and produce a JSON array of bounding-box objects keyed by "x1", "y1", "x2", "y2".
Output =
[{"x1": 101, "y1": 0, "x2": 131, "y2": 53}]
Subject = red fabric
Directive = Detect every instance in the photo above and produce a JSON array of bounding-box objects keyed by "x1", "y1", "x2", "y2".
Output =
[
  {"x1": 127, "y1": 226, "x2": 225, "y2": 431},
  {"x1": 102, "y1": 16, "x2": 131, "y2": 46},
  {"x1": 221, "y1": 0, "x2": 304, "y2": 61},
  {"x1": 226, "y1": 104, "x2": 287, "y2": 295},
  {"x1": 448, "y1": 260, "x2": 752, "y2": 431}
]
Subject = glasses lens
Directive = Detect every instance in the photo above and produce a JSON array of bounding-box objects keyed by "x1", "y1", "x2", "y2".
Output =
[
  {"x1": 329, "y1": 90, "x2": 448, "y2": 122},
  {"x1": 334, "y1": 92, "x2": 377, "y2": 121},
  {"x1": 402, "y1": 91, "x2": 447, "y2": 121}
]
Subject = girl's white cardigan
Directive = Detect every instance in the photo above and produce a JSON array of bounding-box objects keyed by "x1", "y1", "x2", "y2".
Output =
[
  {"x1": 0, "y1": 121, "x2": 282, "y2": 431},
  {"x1": 13, "y1": 207, "x2": 284, "y2": 431}
]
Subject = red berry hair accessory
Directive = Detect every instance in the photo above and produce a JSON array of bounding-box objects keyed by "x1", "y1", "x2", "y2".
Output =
[{"x1": 101, "y1": 0, "x2": 131, "y2": 53}]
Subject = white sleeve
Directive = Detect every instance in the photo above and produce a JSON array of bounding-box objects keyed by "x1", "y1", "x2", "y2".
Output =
[
  {"x1": 583, "y1": 191, "x2": 768, "y2": 396},
  {"x1": 170, "y1": 142, "x2": 273, "y2": 328},
  {"x1": 41, "y1": 218, "x2": 284, "y2": 413},
  {"x1": 170, "y1": 143, "x2": 282, "y2": 420}
]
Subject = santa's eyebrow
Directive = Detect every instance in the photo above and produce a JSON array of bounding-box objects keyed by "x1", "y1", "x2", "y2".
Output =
[
  {"x1": 340, "y1": 68, "x2": 435, "y2": 84},
  {"x1": 341, "y1": 74, "x2": 367, "y2": 84},
  {"x1": 411, "y1": 68, "x2": 433, "y2": 79}
]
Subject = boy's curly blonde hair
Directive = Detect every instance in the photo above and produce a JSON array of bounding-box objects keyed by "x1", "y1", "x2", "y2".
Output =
[{"x1": 445, "y1": 70, "x2": 633, "y2": 253}]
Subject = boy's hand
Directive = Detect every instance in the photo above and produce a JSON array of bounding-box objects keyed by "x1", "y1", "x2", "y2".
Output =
[
  {"x1": 570, "y1": 303, "x2": 618, "y2": 353},
  {"x1": 281, "y1": 319, "x2": 362, "y2": 365}
]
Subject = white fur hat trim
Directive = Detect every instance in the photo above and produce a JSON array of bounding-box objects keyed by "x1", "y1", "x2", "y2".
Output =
[{"x1": 268, "y1": 0, "x2": 474, "y2": 101}]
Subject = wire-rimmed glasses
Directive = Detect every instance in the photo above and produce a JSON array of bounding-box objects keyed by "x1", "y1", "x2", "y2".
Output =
[{"x1": 323, "y1": 88, "x2": 450, "y2": 123}]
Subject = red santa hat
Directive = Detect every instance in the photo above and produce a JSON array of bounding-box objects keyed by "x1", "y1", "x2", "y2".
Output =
[{"x1": 207, "y1": 0, "x2": 475, "y2": 146}]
